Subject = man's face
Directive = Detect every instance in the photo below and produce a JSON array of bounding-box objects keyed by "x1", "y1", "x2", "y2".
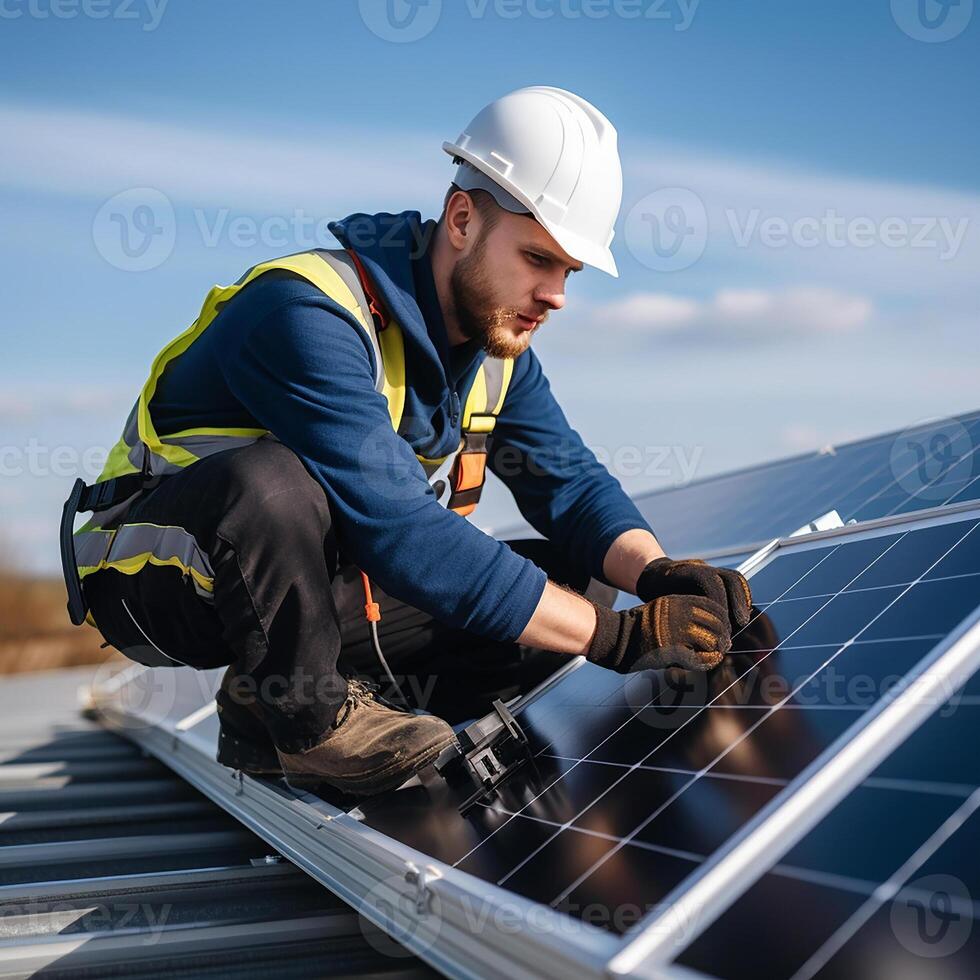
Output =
[{"x1": 449, "y1": 208, "x2": 583, "y2": 359}]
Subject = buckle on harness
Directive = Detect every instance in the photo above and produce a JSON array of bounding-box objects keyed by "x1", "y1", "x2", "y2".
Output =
[
  {"x1": 432, "y1": 699, "x2": 532, "y2": 813},
  {"x1": 59, "y1": 471, "x2": 164, "y2": 627},
  {"x1": 60, "y1": 478, "x2": 89, "y2": 626}
]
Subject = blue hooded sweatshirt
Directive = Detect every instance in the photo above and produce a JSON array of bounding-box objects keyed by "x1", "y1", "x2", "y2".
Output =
[{"x1": 151, "y1": 210, "x2": 655, "y2": 640}]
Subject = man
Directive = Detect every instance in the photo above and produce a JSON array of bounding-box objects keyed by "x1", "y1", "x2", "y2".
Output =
[{"x1": 65, "y1": 86, "x2": 751, "y2": 798}]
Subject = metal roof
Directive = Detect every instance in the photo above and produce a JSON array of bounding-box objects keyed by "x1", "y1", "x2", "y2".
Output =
[{"x1": 0, "y1": 667, "x2": 435, "y2": 979}]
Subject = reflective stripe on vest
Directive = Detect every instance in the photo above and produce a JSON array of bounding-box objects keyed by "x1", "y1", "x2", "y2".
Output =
[{"x1": 74, "y1": 249, "x2": 513, "y2": 576}]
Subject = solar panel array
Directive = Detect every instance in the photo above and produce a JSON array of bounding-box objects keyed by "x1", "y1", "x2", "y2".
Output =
[
  {"x1": 622, "y1": 410, "x2": 980, "y2": 558},
  {"x1": 675, "y1": 671, "x2": 980, "y2": 978},
  {"x1": 88, "y1": 413, "x2": 980, "y2": 976},
  {"x1": 355, "y1": 511, "x2": 980, "y2": 951}
]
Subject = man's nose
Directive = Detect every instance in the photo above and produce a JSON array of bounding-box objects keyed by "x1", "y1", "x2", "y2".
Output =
[{"x1": 534, "y1": 281, "x2": 566, "y2": 311}]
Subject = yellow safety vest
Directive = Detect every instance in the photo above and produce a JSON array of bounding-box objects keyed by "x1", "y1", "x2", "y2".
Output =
[{"x1": 70, "y1": 248, "x2": 514, "y2": 608}]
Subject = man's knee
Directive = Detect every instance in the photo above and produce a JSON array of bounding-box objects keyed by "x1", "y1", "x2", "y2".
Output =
[{"x1": 217, "y1": 439, "x2": 334, "y2": 541}]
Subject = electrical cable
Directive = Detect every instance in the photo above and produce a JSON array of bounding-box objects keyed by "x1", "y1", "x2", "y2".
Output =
[{"x1": 359, "y1": 570, "x2": 411, "y2": 709}]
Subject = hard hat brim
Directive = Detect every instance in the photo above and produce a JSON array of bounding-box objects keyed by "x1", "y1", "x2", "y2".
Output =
[{"x1": 442, "y1": 142, "x2": 619, "y2": 279}]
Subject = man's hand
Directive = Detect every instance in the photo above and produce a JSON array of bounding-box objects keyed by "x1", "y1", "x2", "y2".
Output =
[
  {"x1": 635, "y1": 557, "x2": 753, "y2": 631},
  {"x1": 586, "y1": 596, "x2": 732, "y2": 675}
]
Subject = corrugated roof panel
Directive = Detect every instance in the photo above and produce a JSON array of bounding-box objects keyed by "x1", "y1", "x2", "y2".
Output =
[{"x1": 0, "y1": 668, "x2": 435, "y2": 979}]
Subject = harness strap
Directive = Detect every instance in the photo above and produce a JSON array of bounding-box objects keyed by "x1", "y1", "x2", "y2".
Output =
[
  {"x1": 78, "y1": 473, "x2": 155, "y2": 513},
  {"x1": 448, "y1": 432, "x2": 489, "y2": 518},
  {"x1": 346, "y1": 249, "x2": 389, "y2": 331}
]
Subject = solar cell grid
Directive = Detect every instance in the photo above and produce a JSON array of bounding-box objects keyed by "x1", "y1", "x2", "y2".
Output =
[
  {"x1": 667, "y1": 524, "x2": 980, "y2": 977},
  {"x1": 626, "y1": 412, "x2": 980, "y2": 558},
  {"x1": 357, "y1": 514, "x2": 980, "y2": 943},
  {"x1": 674, "y1": 696, "x2": 980, "y2": 978}
]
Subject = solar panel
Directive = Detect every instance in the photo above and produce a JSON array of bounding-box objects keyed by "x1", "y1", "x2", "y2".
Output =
[
  {"x1": 640, "y1": 411, "x2": 980, "y2": 558},
  {"x1": 671, "y1": 683, "x2": 980, "y2": 978},
  {"x1": 500, "y1": 410, "x2": 980, "y2": 560},
  {"x1": 352, "y1": 508, "x2": 980, "y2": 950}
]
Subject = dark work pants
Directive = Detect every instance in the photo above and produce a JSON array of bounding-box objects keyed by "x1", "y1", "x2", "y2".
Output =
[{"x1": 83, "y1": 438, "x2": 616, "y2": 752}]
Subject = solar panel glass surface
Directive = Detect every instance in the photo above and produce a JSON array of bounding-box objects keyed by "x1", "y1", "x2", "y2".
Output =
[
  {"x1": 592, "y1": 412, "x2": 980, "y2": 558},
  {"x1": 674, "y1": 681, "x2": 980, "y2": 978},
  {"x1": 357, "y1": 514, "x2": 980, "y2": 939}
]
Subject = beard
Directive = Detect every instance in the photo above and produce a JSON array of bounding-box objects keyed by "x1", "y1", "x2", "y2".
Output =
[{"x1": 449, "y1": 234, "x2": 543, "y2": 359}]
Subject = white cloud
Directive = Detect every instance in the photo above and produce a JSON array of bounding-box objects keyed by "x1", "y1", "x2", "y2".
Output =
[
  {"x1": 588, "y1": 285, "x2": 874, "y2": 341},
  {"x1": 719, "y1": 287, "x2": 872, "y2": 333},
  {"x1": 713, "y1": 289, "x2": 772, "y2": 318},
  {"x1": 0, "y1": 102, "x2": 446, "y2": 212},
  {"x1": 608, "y1": 292, "x2": 700, "y2": 330},
  {"x1": 0, "y1": 384, "x2": 134, "y2": 421}
]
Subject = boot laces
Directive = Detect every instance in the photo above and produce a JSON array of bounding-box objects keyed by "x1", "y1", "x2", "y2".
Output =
[{"x1": 331, "y1": 677, "x2": 380, "y2": 729}]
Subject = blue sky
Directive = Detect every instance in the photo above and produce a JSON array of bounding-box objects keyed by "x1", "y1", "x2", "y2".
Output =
[{"x1": 1, "y1": 0, "x2": 978, "y2": 573}]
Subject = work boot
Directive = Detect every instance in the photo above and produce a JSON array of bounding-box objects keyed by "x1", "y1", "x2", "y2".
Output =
[
  {"x1": 277, "y1": 678, "x2": 457, "y2": 798},
  {"x1": 215, "y1": 667, "x2": 282, "y2": 776}
]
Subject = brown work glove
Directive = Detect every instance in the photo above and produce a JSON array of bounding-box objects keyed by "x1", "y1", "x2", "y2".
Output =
[
  {"x1": 586, "y1": 596, "x2": 732, "y2": 675},
  {"x1": 635, "y1": 557, "x2": 753, "y2": 631}
]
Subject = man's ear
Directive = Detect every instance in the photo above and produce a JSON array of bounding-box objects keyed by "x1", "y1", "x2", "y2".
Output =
[{"x1": 444, "y1": 190, "x2": 477, "y2": 252}]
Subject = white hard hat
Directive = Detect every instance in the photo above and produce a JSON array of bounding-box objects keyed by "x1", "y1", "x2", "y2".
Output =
[{"x1": 443, "y1": 86, "x2": 623, "y2": 278}]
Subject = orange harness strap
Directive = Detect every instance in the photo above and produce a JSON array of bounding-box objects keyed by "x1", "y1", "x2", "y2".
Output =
[{"x1": 347, "y1": 249, "x2": 389, "y2": 332}]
